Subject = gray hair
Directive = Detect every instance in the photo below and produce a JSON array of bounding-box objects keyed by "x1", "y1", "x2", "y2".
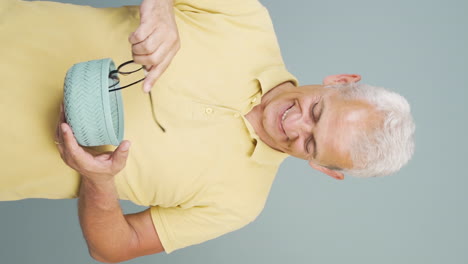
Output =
[{"x1": 324, "y1": 83, "x2": 415, "y2": 177}]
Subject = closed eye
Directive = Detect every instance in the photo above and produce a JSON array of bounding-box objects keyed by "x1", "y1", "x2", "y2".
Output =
[
  {"x1": 311, "y1": 102, "x2": 318, "y2": 122},
  {"x1": 316, "y1": 99, "x2": 324, "y2": 123},
  {"x1": 305, "y1": 99, "x2": 322, "y2": 157},
  {"x1": 305, "y1": 134, "x2": 316, "y2": 155},
  {"x1": 305, "y1": 102, "x2": 319, "y2": 153}
]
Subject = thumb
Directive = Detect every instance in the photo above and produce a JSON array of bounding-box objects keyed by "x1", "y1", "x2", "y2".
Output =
[
  {"x1": 142, "y1": 66, "x2": 158, "y2": 93},
  {"x1": 111, "y1": 140, "x2": 131, "y2": 171}
]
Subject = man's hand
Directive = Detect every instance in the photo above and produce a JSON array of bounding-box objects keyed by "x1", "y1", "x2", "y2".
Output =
[
  {"x1": 55, "y1": 103, "x2": 131, "y2": 184},
  {"x1": 130, "y1": 0, "x2": 180, "y2": 93},
  {"x1": 55, "y1": 103, "x2": 163, "y2": 262}
]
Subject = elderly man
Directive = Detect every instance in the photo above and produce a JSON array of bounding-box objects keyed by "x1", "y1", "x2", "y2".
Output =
[{"x1": 0, "y1": 0, "x2": 415, "y2": 262}]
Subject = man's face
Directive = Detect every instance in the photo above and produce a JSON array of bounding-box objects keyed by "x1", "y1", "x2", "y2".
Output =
[{"x1": 251, "y1": 83, "x2": 378, "y2": 174}]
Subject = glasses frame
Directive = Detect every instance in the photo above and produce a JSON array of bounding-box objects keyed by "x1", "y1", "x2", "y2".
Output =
[
  {"x1": 108, "y1": 60, "x2": 145, "y2": 92},
  {"x1": 107, "y1": 60, "x2": 166, "y2": 132}
]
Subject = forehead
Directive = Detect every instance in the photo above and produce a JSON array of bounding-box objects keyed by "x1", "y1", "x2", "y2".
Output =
[{"x1": 316, "y1": 93, "x2": 376, "y2": 169}]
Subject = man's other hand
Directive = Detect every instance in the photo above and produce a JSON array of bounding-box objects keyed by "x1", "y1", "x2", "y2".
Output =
[
  {"x1": 129, "y1": 0, "x2": 180, "y2": 93},
  {"x1": 55, "y1": 103, "x2": 131, "y2": 184}
]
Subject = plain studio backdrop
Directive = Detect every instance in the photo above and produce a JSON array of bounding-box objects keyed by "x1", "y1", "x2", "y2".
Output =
[{"x1": 1, "y1": 0, "x2": 467, "y2": 263}]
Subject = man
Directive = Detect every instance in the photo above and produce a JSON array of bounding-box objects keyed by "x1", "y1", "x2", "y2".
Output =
[{"x1": 0, "y1": 0, "x2": 415, "y2": 262}]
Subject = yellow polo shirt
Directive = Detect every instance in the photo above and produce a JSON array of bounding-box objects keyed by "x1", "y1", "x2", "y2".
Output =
[{"x1": 0, "y1": 0, "x2": 298, "y2": 253}]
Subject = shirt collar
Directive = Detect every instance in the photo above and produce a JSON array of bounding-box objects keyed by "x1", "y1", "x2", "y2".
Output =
[
  {"x1": 257, "y1": 66, "x2": 299, "y2": 95},
  {"x1": 242, "y1": 66, "x2": 299, "y2": 165}
]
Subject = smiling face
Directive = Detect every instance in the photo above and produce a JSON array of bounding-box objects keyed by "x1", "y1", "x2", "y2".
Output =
[{"x1": 245, "y1": 75, "x2": 380, "y2": 179}]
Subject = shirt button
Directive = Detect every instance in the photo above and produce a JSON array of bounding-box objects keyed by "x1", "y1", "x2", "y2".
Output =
[
  {"x1": 251, "y1": 97, "x2": 257, "y2": 103},
  {"x1": 234, "y1": 113, "x2": 240, "y2": 118},
  {"x1": 205, "y1": 108, "x2": 213, "y2": 114}
]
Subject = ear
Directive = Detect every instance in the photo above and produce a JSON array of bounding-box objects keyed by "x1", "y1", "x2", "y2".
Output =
[
  {"x1": 323, "y1": 74, "x2": 361, "y2": 85},
  {"x1": 309, "y1": 161, "x2": 345, "y2": 180}
]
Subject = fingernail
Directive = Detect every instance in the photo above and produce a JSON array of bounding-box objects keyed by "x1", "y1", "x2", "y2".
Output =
[
  {"x1": 143, "y1": 85, "x2": 150, "y2": 93},
  {"x1": 122, "y1": 141, "x2": 131, "y2": 151}
]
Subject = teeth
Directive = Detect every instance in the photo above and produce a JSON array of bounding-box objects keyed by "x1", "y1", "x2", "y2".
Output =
[{"x1": 282, "y1": 108, "x2": 291, "y2": 122}]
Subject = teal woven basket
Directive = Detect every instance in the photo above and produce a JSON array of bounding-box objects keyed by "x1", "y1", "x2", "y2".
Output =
[{"x1": 63, "y1": 58, "x2": 124, "y2": 146}]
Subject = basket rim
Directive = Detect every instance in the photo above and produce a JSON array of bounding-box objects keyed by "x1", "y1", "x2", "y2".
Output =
[{"x1": 100, "y1": 58, "x2": 124, "y2": 146}]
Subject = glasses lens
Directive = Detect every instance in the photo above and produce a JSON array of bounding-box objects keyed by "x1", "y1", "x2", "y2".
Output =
[{"x1": 118, "y1": 62, "x2": 143, "y2": 75}]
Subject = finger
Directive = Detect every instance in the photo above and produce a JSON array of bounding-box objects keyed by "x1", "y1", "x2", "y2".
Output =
[
  {"x1": 55, "y1": 128, "x2": 64, "y2": 153},
  {"x1": 131, "y1": 32, "x2": 164, "y2": 56},
  {"x1": 55, "y1": 116, "x2": 60, "y2": 142},
  {"x1": 142, "y1": 48, "x2": 177, "y2": 92},
  {"x1": 55, "y1": 103, "x2": 64, "y2": 140},
  {"x1": 141, "y1": 66, "x2": 154, "y2": 78},
  {"x1": 55, "y1": 125, "x2": 60, "y2": 144},
  {"x1": 57, "y1": 104, "x2": 66, "y2": 143},
  {"x1": 61, "y1": 123, "x2": 86, "y2": 165},
  {"x1": 56, "y1": 142, "x2": 65, "y2": 161},
  {"x1": 95, "y1": 152, "x2": 113, "y2": 162},
  {"x1": 60, "y1": 102, "x2": 65, "y2": 122},
  {"x1": 55, "y1": 121, "x2": 65, "y2": 161},
  {"x1": 57, "y1": 120, "x2": 65, "y2": 149},
  {"x1": 129, "y1": 21, "x2": 157, "y2": 45},
  {"x1": 132, "y1": 42, "x2": 171, "y2": 67},
  {"x1": 111, "y1": 140, "x2": 131, "y2": 173}
]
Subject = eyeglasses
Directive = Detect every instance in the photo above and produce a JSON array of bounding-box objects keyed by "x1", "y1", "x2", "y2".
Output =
[{"x1": 108, "y1": 60, "x2": 165, "y2": 132}]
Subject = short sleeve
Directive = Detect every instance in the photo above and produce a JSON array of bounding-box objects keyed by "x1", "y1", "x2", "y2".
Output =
[
  {"x1": 174, "y1": 0, "x2": 263, "y2": 15},
  {"x1": 150, "y1": 205, "x2": 252, "y2": 253}
]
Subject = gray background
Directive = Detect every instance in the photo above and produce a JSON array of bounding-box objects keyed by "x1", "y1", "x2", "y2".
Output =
[{"x1": 1, "y1": 0, "x2": 467, "y2": 263}]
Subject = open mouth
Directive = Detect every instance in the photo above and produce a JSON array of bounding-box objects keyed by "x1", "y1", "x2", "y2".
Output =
[{"x1": 279, "y1": 104, "x2": 294, "y2": 137}]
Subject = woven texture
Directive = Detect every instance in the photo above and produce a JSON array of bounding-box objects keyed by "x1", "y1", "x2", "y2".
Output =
[{"x1": 63, "y1": 58, "x2": 124, "y2": 146}]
